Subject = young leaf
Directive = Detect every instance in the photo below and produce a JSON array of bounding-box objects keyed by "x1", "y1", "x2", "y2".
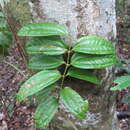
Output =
[
  {"x1": 110, "y1": 76, "x2": 130, "y2": 91},
  {"x1": 60, "y1": 87, "x2": 89, "y2": 119},
  {"x1": 18, "y1": 22, "x2": 69, "y2": 36},
  {"x1": 71, "y1": 53, "x2": 117, "y2": 69},
  {"x1": 26, "y1": 37, "x2": 67, "y2": 55},
  {"x1": 67, "y1": 67, "x2": 101, "y2": 85},
  {"x1": 73, "y1": 36, "x2": 115, "y2": 54},
  {"x1": 17, "y1": 70, "x2": 61, "y2": 101},
  {"x1": 34, "y1": 96, "x2": 58, "y2": 128},
  {"x1": 28, "y1": 55, "x2": 65, "y2": 70}
]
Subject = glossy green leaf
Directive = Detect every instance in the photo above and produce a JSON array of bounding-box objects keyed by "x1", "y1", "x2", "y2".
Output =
[
  {"x1": 26, "y1": 37, "x2": 67, "y2": 55},
  {"x1": 42, "y1": 35, "x2": 68, "y2": 49},
  {"x1": 73, "y1": 36, "x2": 115, "y2": 54},
  {"x1": 18, "y1": 22, "x2": 69, "y2": 36},
  {"x1": 110, "y1": 76, "x2": 130, "y2": 91},
  {"x1": 34, "y1": 96, "x2": 58, "y2": 128},
  {"x1": 17, "y1": 70, "x2": 61, "y2": 101},
  {"x1": 60, "y1": 87, "x2": 89, "y2": 119},
  {"x1": 71, "y1": 53, "x2": 117, "y2": 69},
  {"x1": 28, "y1": 55, "x2": 65, "y2": 70},
  {"x1": 67, "y1": 67, "x2": 101, "y2": 85},
  {"x1": 114, "y1": 76, "x2": 130, "y2": 84}
]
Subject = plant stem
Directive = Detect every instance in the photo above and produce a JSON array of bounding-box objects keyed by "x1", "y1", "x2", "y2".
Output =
[
  {"x1": 60, "y1": 35, "x2": 72, "y2": 90},
  {"x1": 60, "y1": 50, "x2": 71, "y2": 88},
  {"x1": 56, "y1": 35, "x2": 72, "y2": 100}
]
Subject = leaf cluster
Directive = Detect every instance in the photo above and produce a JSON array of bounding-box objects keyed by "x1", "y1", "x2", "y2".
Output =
[{"x1": 17, "y1": 22, "x2": 117, "y2": 128}]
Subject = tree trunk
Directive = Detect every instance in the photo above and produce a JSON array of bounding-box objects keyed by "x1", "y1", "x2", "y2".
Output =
[
  {"x1": 30, "y1": 0, "x2": 116, "y2": 40},
  {"x1": 8, "y1": 0, "x2": 119, "y2": 129}
]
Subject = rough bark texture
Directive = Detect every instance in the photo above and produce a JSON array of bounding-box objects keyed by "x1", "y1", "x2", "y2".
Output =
[
  {"x1": 29, "y1": 0, "x2": 116, "y2": 41},
  {"x1": 9, "y1": 0, "x2": 118, "y2": 129}
]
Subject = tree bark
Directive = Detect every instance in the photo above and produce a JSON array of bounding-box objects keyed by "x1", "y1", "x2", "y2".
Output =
[{"x1": 29, "y1": 0, "x2": 116, "y2": 40}]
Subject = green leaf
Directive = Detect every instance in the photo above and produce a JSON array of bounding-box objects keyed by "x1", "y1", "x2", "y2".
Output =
[
  {"x1": 18, "y1": 22, "x2": 69, "y2": 36},
  {"x1": 17, "y1": 70, "x2": 61, "y2": 101},
  {"x1": 73, "y1": 36, "x2": 115, "y2": 55},
  {"x1": 0, "y1": 31, "x2": 12, "y2": 47},
  {"x1": 125, "y1": 39, "x2": 130, "y2": 44},
  {"x1": 28, "y1": 55, "x2": 65, "y2": 70},
  {"x1": 35, "y1": 84, "x2": 57, "y2": 104},
  {"x1": 71, "y1": 53, "x2": 117, "y2": 69},
  {"x1": 26, "y1": 37, "x2": 67, "y2": 55},
  {"x1": 34, "y1": 96, "x2": 58, "y2": 128},
  {"x1": 114, "y1": 76, "x2": 130, "y2": 84},
  {"x1": 0, "y1": 0, "x2": 10, "y2": 8},
  {"x1": 60, "y1": 87, "x2": 89, "y2": 119},
  {"x1": 67, "y1": 67, "x2": 101, "y2": 85},
  {"x1": 0, "y1": 21, "x2": 7, "y2": 31},
  {"x1": 42, "y1": 35, "x2": 69, "y2": 49},
  {"x1": 110, "y1": 76, "x2": 130, "y2": 91}
]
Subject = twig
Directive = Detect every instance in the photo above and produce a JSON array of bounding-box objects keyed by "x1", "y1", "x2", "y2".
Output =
[{"x1": 3, "y1": 60, "x2": 27, "y2": 78}]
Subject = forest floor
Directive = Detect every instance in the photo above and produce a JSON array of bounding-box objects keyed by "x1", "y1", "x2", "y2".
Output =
[
  {"x1": 0, "y1": 45, "x2": 35, "y2": 130},
  {"x1": 114, "y1": 1, "x2": 130, "y2": 130},
  {"x1": 0, "y1": 2, "x2": 130, "y2": 130}
]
